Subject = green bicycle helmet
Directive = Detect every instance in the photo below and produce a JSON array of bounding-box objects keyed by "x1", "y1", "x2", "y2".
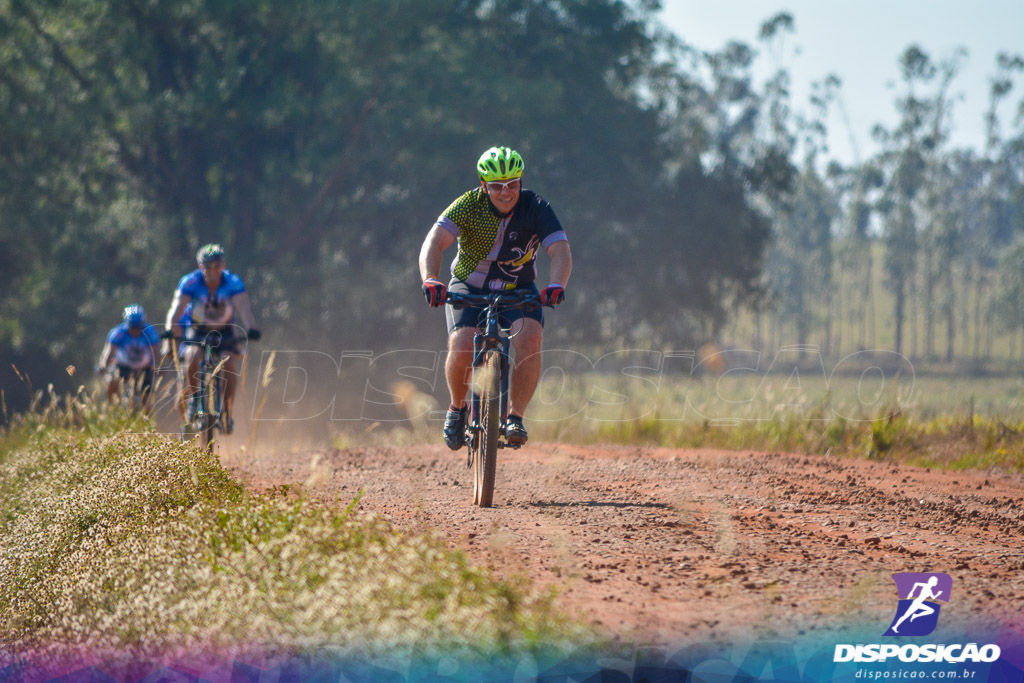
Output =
[
  {"x1": 477, "y1": 146, "x2": 525, "y2": 181},
  {"x1": 197, "y1": 243, "x2": 225, "y2": 264}
]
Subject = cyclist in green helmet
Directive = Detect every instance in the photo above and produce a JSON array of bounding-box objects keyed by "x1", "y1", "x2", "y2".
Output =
[{"x1": 418, "y1": 146, "x2": 573, "y2": 449}]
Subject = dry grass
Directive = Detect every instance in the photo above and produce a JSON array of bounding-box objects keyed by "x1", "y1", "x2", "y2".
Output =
[
  {"x1": 520, "y1": 371, "x2": 1024, "y2": 472},
  {"x1": 0, "y1": 406, "x2": 589, "y2": 667}
]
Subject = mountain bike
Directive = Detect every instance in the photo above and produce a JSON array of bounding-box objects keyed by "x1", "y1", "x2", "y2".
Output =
[
  {"x1": 446, "y1": 289, "x2": 546, "y2": 508},
  {"x1": 178, "y1": 329, "x2": 233, "y2": 452},
  {"x1": 96, "y1": 364, "x2": 154, "y2": 418},
  {"x1": 120, "y1": 367, "x2": 155, "y2": 417}
]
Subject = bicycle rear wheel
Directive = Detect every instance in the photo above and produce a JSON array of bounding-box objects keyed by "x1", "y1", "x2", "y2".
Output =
[{"x1": 473, "y1": 349, "x2": 500, "y2": 508}]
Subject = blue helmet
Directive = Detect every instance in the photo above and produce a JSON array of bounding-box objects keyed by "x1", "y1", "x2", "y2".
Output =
[{"x1": 123, "y1": 304, "x2": 146, "y2": 329}]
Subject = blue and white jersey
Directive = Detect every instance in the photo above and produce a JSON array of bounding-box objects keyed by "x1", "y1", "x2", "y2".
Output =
[
  {"x1": 176, "y1": 304, "x2": 192, "y2": 357},
  {"x1": 176, "y1": 269, "x2": 246, "y2": 327},
  {"x1": 107, "y1": 323, "x2": 161, "y2": 369},
  {"x1": 178, "y1": 303, "x2": 193, "y2": 328}
]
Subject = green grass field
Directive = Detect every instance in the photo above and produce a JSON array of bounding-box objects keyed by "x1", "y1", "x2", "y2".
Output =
[
  {"x1": 336, "y1": 366, "x2": 1024, "y2": 472},
  {"x1": 521, "y1": 370, "x2": 1024, "y2": 471}
]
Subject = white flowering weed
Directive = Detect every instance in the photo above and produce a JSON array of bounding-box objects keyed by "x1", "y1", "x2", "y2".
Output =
[{"x1": 0, "y1": 424, "x2": 589, "y2": 665}]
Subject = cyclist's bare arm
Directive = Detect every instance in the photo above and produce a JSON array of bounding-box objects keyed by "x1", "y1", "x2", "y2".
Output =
[
  {"x1": 98, "y1": 342, "x2": 115, "y2": 369},
  {"x1": 419, "y1": 224, "x2": 456, "y2": 281},
  {"x1": 231, "y1": 291, "x2": 256, "y2": 330},
  {"x1": 546, "y1": 239, "x2": 572, "y2": 287},
  {"x1": 163, "y1": 291, "x2": 191, "y2": 356},
  {"x1": 165, "y1": 291, "x2": 191, "y2": 334}
]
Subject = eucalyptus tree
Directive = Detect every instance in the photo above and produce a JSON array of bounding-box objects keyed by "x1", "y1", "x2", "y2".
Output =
[
  {"x1": 875, "y1": 46, "x2": 937, "y2": 356},
  {"x1": 935, "y1": 149, "x2": 980, "y2": 361},
  {"x1": 830, "y1": 80, "x2": 884, "y2": 354},
  {"x1": 766, "y1": 164, "x2": 837, "y2": 349},
  {"x1": 763, "y1": 70, "x2": 839, "y2": 352},
  {"x1": 992, "y1": 235, "x2": 1024, "y2": 360},
  {"x1": 636, "y1": 28, "x2": 784, "y2": 346},
  {"x1": 918, "y1": 49, "x2": 963, "y2": 360},
  {"x1": 970, "y1": 52, "x2": 1024, "y2": 358}
]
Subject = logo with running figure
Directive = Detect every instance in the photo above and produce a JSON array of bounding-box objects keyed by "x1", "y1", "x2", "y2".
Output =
[{"x1": 883, "y1": 572, "x2": 952, "y2": 636}]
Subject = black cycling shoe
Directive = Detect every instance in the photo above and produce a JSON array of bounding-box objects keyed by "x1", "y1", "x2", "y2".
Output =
[
  {"x1": 504, "y1": 415, "x2": 528, "y2": 446},
  {"x1": 443, "y1": 405, "x2": 468, "y2": 450}
]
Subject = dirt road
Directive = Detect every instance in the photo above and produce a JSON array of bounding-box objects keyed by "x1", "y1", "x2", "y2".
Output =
[{"x1": 232, "y1": 441, "x2": 1024, "y2": 645}]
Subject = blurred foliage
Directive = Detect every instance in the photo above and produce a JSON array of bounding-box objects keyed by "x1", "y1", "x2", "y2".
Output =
[
  {"x1": 5, "y1": 2, "x2": 1022, "y2": 424},
  {"x1": 1, "y1": 0, "x2": 786, "y2": 412}
]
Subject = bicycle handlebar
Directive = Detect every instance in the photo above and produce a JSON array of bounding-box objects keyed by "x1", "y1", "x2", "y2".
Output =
[
  {"x1": 446, "y1": 289, "x2": 548, "y2": 311},
  {"x1": 162, "y1": 326, "x2": 260, "y2": 347}
]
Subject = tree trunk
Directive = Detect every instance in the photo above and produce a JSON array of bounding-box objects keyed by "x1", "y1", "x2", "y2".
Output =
[
  {"x1": 924, "y1": 250, "x2": 935, "y2": 359},
  {"x1": 973, "y1": 275, "x2": 983, "y2": 360},
  {"x1": 985, "y1": 307, "x2": 995, "y2": 360},
  {"x1": 913, "y1": 272, "x2": 921, "y2": 360},
  {"x1": 832, "y1": 269, "x2": 842, "y2": 357},
  {"x1": 866, "y1": 250, "x2": 876, "y2": 350},
  {"x1": 894, "y1": 282, "x2": 905, "y2": 356},
  {"x1": 944, "y1": 260, "x2": 955, "y2": 362}
]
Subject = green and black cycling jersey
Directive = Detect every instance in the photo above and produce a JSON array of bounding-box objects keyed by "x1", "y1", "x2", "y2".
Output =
[{"x1": 435, "y1": 188, "x2": 568, "y2": 291}]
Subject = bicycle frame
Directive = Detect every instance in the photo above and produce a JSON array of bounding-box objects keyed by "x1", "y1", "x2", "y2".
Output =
[
  {"x1": 446, "y1": 289, "x2": 545, "y2": 507},
  {"x1": 469, "y1": 302, "x2": 513, "y2": 448},
  {"x1": 180, "y1": 331, "x2": 228, "y2": 451}
]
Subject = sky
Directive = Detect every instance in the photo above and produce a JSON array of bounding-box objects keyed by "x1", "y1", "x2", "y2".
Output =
[{"x1": 656, "y1": 0, "x2": 1024, "y2": 165}]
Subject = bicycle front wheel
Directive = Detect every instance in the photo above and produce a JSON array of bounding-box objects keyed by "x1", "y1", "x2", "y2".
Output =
[
  {"x1": 202, "y1": 371, "x2": 221, "y2": 452},
  {"x1": 474, "y1": 349, "x2": 501, "y2": 508},
  {"x1": 200, "y1": 413, "x2": 216, "y2": 451}
]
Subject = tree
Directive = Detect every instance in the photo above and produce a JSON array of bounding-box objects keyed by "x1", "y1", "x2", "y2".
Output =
[
  {"x1": 0, "y1": 0, "x2": 791, "y2": 415},
  {"x1": 875, "y1": 46, "x2": 936, "y2": 356},
  {"x1": 992, "y1": 235, "x2": 1024, "y2": 360}
]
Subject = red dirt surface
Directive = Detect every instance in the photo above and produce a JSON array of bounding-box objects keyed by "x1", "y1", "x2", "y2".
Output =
[{"x1": 230, "y1": 441, "x2": 1024, "y2": 645}]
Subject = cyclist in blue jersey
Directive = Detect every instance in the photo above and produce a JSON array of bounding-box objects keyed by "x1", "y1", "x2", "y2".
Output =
[
  {"x1": 418, "y1": 146, "x2": 572, "y2": 449},
  {"x1": 97, "y1": 304, "x2": 162, "y2": 411},
  {"x1": 174, "y1": 303, "x2": 193, "y2": 362},
  {"x1": 162, "y1": 244, "x2": 260, "y2": 434}
]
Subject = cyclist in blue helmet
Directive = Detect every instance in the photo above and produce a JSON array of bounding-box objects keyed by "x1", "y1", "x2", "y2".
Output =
[
  {"x1": 418, "y1": 146, "x2": 572, "y2": 449},
  {"x1": 163, "y1": 243, "x2": 260, "y2": 435},
  {"x1": 97, "y1": 304, "x2": 162, "y2": 411}
]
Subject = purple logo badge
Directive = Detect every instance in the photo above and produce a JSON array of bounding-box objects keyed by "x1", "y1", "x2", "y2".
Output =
[{"x1": 883, "y1": 572, "x2": 952, "y2": 637}]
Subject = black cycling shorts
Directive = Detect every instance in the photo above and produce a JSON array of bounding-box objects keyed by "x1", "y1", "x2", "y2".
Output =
[
  {"x1": 445, "y1": 280, "x2": 543, "y2": 336},
  {"x1": 111, "y1": 365, "x2": 154, "y2": 392}
]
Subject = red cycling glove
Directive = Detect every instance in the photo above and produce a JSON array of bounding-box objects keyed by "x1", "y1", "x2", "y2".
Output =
[
  {"x1": 540, "y1": 284, "x2": 565, "y2": 306},
  {"x1": 422, "y1": 278, "x2": 448, "y2": 307}
]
